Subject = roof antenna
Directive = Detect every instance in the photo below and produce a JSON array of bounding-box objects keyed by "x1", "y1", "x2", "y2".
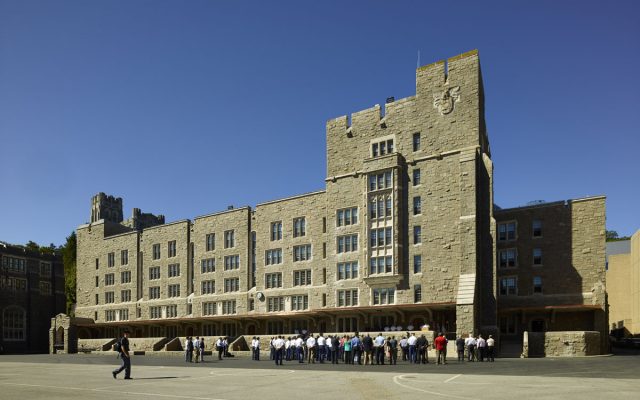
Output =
[{"x1": 417, "y1": 50, "x2": 421, "y2": 69}]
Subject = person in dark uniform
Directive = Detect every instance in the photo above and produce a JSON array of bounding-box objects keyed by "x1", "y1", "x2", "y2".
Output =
[{"x1": 112, "y1": 330, "x2": 132, "y2": 380}]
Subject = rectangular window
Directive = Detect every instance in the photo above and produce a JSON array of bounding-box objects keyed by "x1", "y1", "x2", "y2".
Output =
[
  {"x1": 414, "y1": 226, "x2": 422, "y2": 244},
  {"x1": 105, "y1": 273, "x2": 115, "y2": 286},
  {"x1": 413, "y1": 169, "x2": 421, "y2": 186},
  {"x1": 499, "y1": 277, "x2": 518, "y2": 296},
  {"x1": 369, "y1": 256, "x2": 393, "y2": 275},
  {"x1": 265, "y1": 272, "x2": 282, "y2": 289},
  {"x1": 149, "y1": 266, "x2": 160, "y2": 280},
  {"x1": 414, "y1": 255, "x2": 422, "y2": 273},
  {"x1": 168, "y1": 284, "x2": 181, "y2": 297},
  {"x1": 533, "y1": 248, "x2": 543, "y2": 265},
  {"x1": 121, "y1": 271, "x2": 131, "y2": 283},
  {"x1": 105, "y1": 291, "x2": 115, "y2": 303},
  {"x1": 337, "y1": 234, "x2": 358, "y2": 253},
  {"x1": 337, "y1": 207, "x2": 358, "y2": 227},
  {"x1": 221, "y1": 300, "x2": 236, "y2": 315},
  {"x1": 385, "y1": 196, "x2": 392, "y2": 217},
  {"x1": 293, "y1": 269, "x2": 312, "y2": 286},
  {"x1": 121, "y1": 289, "x2": 131, "y2": 302},
  {"x1": 414, "y1": 285, "x2": 422, "y2": 303},
  {"x1": 95, "y1": 258, "x2": 99, "y2": 270},
  {"x1": 149, "y1": 306, "x2": 162, "y2": 319},
  {"x1": 533, "y1": 220, "x2": 543, "y2": 237},
  {"x1": 168, "y1": 263, "x2": 180, "y2": 277},
  {"x1": 293, "y1": 217, "x2": 306, "y2": 237},
  {"x1": 201, "y1": 280, "x2": 215, "y2": 295},
  {"x1": 224, "y1": 255, "x2": 240, "y2": 270},
  {"x1": 368, "y1": 171, "x2": 393, "y2": 191},
  {"x1": 39, "y1": 281, "x2": 51, "y2": 295},
  {"x1": 293, "y1": 245, "x2": 312, "y2": 262},
  {"x1": 291, "y1": 295, "x2": 309, "y2": 311},
  {"x1": 412, "y1": 132, "x2": 421, "y2": 152},
  {"x1": 105, "y1": 310, "x2": 116, "y2": 322},
  {"x1": 166, "y1": 305, "x2": 178, "y2": 318},
  {"x1": 267, "y1": 297, "x2": 286, "y2": 312},
  {"x1": 149, "y1": 286, "x2": 160, "y2": 299},
  {"x1": 119, "y1": 309, "x2": 129, "y2": 321},
  {"x1": 533, "y1": 276, "x2": 543, "y2": 294},
  {"x1": 206, "y1": 233, "x2": 215, "y2": 251},
  {"x1": 224, "y1": 230, "x2": 235, "y2": 248},
  {"x1": 120, "y1": 250, "x2": 128, "y2": 266},
  {"x1": 168, "y1": 240, "x2": 177, "y2": 257},
  {"x1": 201, "y1": 258, "x2": 216, "y2": 273},
  {"x1": 224, "y1": 278, "x2": 240, "y2": 293},
  {"x1": 499, "y1": 249, "x2": 518, "y2": 268},
  {"x1": 270, "y1": 221, "x2": 282, "y2": 241},
  {"x1": 203, "y1": 302, "x2": 217, "y2": 316},
  {"x1": 337, "y1": 262, "x2": 359, "y2": 280},
  {"x1": 372, "y1": 288, "x2": 395, "y2": 305},
  {"x1": 370, "y1": 227, "x2": 392, "y2": 248},
  {"x1": 337, "y1": 289, "x2": 358, "y2": 307},
  {"x1": 265, "y1": 249, "x2": 283, "y2": 265},
  {"x1": 413, "y1": 196, "x2": 422, "y2": 215},
  {"x1": 498, "y1": 222, "x2": 517, "y2": 241},
  {"x1": 152, "y1": 244, "x2": 161, "y2": 260},
  {"x1": 95, "y1": 276, "x2": 99, "y2": 287},
  {"x1": 95, "y1": 293, "x2": 99, "y2": 305},
  {"x1": 108, "y1": 252, "x2": 115, "y2": 268}
]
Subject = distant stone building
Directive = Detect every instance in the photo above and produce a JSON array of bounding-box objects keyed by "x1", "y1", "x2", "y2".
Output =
[
  {"x1": 72, "y1": 50, "x2": 607, "y2": 350},
  {"x1": 0, "y1": 242, "x2": 65, "y2": 353},
  {"x1": 607, "y1": 230, "x2": 640, "y2": 336}
]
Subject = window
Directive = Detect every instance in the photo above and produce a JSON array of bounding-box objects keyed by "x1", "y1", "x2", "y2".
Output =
[
  {"x1": 498, "y1": 222, "x2": 517, "y2": 241},
  {"x1": 265, "y1": 273, "x2": 282, "y2": 289},
  {"x1": 40, "y1": 262, "x2": 51, "y2": 276},
  {"x1": 291, "y1": 295, "x2": 309, "y2": 311},
  {"x1": 119, "y1": 271, "x2": 131, "y2": 284},
  {"x1": 149, "y1": 266, "x2": 160, "y2": 280},
  {"x1": 372, "y1": 288, "x2": 395, "y2": 305},
  {"x1": 221, "y1": 300, "x2": 236, "y2": 315},
  {"x1": 293, "y1": 217, "x2": 306, "y2": 237},
  {"x1": 249, "y1": 298, "x2": 255, "y2": 311},
  {"x1": 152, "y1": 244, "x2": 161, "y2": 260},
  {"x1": 168, "y1": 284, "x2": 181, "y2": 297},
  {"x1": 337, "y1": 262, "x2": 359, "y2": 280},
  {"x1": 121, "y1": 289, "x2": 131, "y2": 302},
  {"x1": 95, "y1": 293, "x2": 99, "y2": 305},
  {"x1": 2, "y1": 257, "x2": 26, "y2": 273},
  {"x1": 370, "y1": 227, "x2": 392, "y2": 248},
  {"x1": 105, "y1": 291, "x2": 115, "y2": 303},
  {"x1": 203, "y1": 302, "x2": 217, "y2": 316},
  {"x1": 265, "y1": 249, "x2": 282, "y2": 265},
  {"x1": 412, "y1": 132, "x2": 421, "y2": 152},
  {"x1": 413, "y1": 255, "x2": 422, "y2": 273},
  {"x1": 371, "y1": 139, "x2": 394, "y2": 157},
  {"x1": 337, "y1": 317, "x2": 358, "y2": 332},
  {"x1": 201, "y1": 280, "x2": 215, "y2": 295},
  {"x1": 337, "y1": 234, "x2": 358, "y2": 253},
  {"x1": 166, "y1": 305, "x2": 178, "y2": 318},
  {"x1": 224, "y1": 230, "x2": 235, "y2": 248},
  {"x1": 413, "y1": 196, "x2": 422, "y2": 215},
  {"x1": 270, "y1": 222, "x2": 282, "y2": 241},
  {"x1": 168, "y1": 263, "x2": 180, "y2": 277},
  {"x1": 105, "y1": 310, "x2": 116, "y2": 322},
  {"x1": 533, "y1": 248, "x2": 543, "y2": 265},
  {"x1": 201, "y1": 258, "x2": 215, "y2": 273},
  {"x1": 267, "y1": 297, "x2": 285, "y2": 312},
  {"x1": 413, "y1": 226, "x2": 422, "y2": 244},
  {"x1": 206, "y1": 233, "x2": 215, "y2": 251},
  {"x1": 149, "y1": 286, "x2": 160, "y2": 299},
  {"x1": 224, "y1": 278, "x2": 240, "y2": 292},
  {"x1": 95, "y1": 258, "x2": 99, "y2": 270},
  {"x1": 167, "y1": 241, "x2": 176, "y2": 257},
  {"x1": 105, "y1": 273, "x2": 115, "y2": 286},
  {"x1": 119, "y1": 309, "x2": 129, "y2": 321},
  {"x1": 107, "y1": 252, "x2": 115, "y2": 268},
  {"x1": 224, "y1": 255, "x2": 240, "y2": 270},
  {"x1": 368, "y1": 171, "x2": 393, "y2": 191},
  {"x1": 336, "y1": 207, "x2": 358, "y2": 227},
  {"x1": 533, "y1": 276, "x2": 543, "y2": 294},
  {"x1": 499, "y1": 277, "x2": 517, "y2": 296},
  {"x1": 370, "y1": 256, "x2": 393, "y2": 274},
  {"x1": 499, "y1": 249, "x2": 517, "y2": 268},
  {"x1": 120, "y1": 250, "x2": 128, "y2": 265},
  {"x1": 95, "y1": 276, "x2": 99, "y2": 287},
  {"x1": 293, "y1": 245, "x2": 312, "y2": 262},
  {"x1": 500, "y1": 315, "x2": 517, "y2": 335},
  {"x1": 149, "y1": 306, "x2": 162, "y2": 319},
  {"x1": 293, "y1": 269, "x2": 312, "y2": 286},
  {"x1": 533, "y1": 220, "x2": 543, "y2": 237},
  {"x1": 337, "y1": 289, "x2": 358, "y2": 307},
  {"x1": 413, "y1": 169, "x2": 421, "y2": 186},
  {"x1": 39, "y1": 281, "x2": 51, "y2": 295},
  {"x1": 414, "y1": 285, "x2": 422, "y2": 303}
]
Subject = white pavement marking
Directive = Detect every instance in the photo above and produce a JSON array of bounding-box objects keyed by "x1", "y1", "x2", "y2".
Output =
[
  {"x1": 392, "y1": 375, "x2": 475, "y2": 400},
  {"x1": 444, "y1": 374, "x2": 462, "y2": 383}
]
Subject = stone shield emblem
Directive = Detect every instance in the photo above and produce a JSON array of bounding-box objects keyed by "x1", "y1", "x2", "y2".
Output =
[{"x1": 433, "y1": 86, "x2": 461, "y2": 115}]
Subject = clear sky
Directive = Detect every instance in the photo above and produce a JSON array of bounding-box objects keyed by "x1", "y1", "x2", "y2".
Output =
[{"x1": 1, "y1": 0, "x2": 638, "y2": 246}]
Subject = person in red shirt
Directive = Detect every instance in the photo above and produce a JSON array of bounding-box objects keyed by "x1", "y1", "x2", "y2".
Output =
[{"x1": 434, "y1": 332, "x2": 448, "y2": 365}]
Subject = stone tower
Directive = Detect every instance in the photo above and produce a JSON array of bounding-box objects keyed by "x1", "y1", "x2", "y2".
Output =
[{"x1": 90, "y1": 192, "x2": 123, "y2": 224}]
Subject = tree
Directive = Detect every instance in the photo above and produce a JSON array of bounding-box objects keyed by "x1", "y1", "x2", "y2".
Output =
[
  {"x1": 61, "y1": 231, "x2": 77, "y2": 316},
  {"x1": 25, "y1": 240, "x2": 40, "y2": 252},
  {"x1": 606, "y1": 230, "x2": 619, "y2": 240}
]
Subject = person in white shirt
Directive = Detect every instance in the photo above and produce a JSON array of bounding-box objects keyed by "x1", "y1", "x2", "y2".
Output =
[
  {"x1": 317, "y1": 334, "x2": 326, "y2": 363},
  {"x1": 215, "y1": 337, "x2": 224, "y2": 360},
  {"x1": 284, "y1": 338, "x2": 291, "y2": 361},
  {"x1": 326, "y1": 336, "x2": 334, "y2": 363},
  {"x1": 399, "y1": 336, "x2": 409, "y2": 361},
  {"x1": 306, "y1": 336, "x2": 316, "y2": 363},
  {"x1": 273, "y1": 336, "x2": 285, "y2": 365},
  {"x1": 193, "y1": 336, "x2": 200, "y2": 363},
  {"x1": 185, "y1": 337, "x2": 192, "y2": 363},
  {"x1": 476, "y1": 335, "x2": 487, "y2": 362},
  {"x1": 487, "y1": 335, "x2": 495, "y2": 362},
  {"x1": 251, "y1": 336, "x2": 260, "y2": 361},
  {"x1": 465, "y1": 334, "x2": 477, "y2": 362},
  {"x1": 407, "y1": 333, "x2": 418, "y2": 363},
  {"x1": 295, "y1": 336, "x2": 304, "y2": 363}
]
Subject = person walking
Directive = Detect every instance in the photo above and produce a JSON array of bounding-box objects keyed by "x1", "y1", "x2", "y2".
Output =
[{"x1": 112, "y1": 330, "x2": 132, "y2": 380}]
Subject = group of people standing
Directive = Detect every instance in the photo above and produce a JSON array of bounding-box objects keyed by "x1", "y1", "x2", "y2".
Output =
[
  {"x1": 184, "y1": 336, "x2": 231, "y2": 363},
  {"x1": 455, "y1": 333, "x2": 496, "y2": 362}
]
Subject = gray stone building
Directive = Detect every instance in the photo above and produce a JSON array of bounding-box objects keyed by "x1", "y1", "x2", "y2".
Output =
[{"x1": 73, "y1": 50, "x2": 607, "y2": 346}]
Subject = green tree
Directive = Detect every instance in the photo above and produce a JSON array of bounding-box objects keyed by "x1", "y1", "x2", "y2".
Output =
[
  {"x1": 606, "y1": 230, "x2": 619, "y2": 240},
  {"x1": 61, "y1": 231, "x2": 77, "y2": 316},
  {"x1": 25, "y1": 240, "x2": 40, "y2": 252}
]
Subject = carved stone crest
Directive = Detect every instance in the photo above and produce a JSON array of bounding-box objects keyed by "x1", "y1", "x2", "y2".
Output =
[{"x1": 433, "y1": 86, "x2": 461, "y2": 115}]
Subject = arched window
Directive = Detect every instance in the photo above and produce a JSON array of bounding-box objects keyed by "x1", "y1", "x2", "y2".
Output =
[{"x1": 3, "y1": 306, "x2": 26, "y2": 341}]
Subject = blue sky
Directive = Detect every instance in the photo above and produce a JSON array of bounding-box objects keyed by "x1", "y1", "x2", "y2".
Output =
[{"x1": 1, "y1": 0, "x2": 638, "y2": 246}]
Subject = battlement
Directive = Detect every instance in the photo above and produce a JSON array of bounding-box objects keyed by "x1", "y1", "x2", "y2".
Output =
[
  {"x1": 90, "y1": 192, "x2": 123, "y2": 223},
  {"x1": 124, "y1": 207, "x2": 165, "y2": 231}
]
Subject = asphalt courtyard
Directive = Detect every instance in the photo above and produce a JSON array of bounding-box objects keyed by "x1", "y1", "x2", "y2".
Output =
[{"x1": 0, "y1": 353, "x2": 638, "y2": 400}]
